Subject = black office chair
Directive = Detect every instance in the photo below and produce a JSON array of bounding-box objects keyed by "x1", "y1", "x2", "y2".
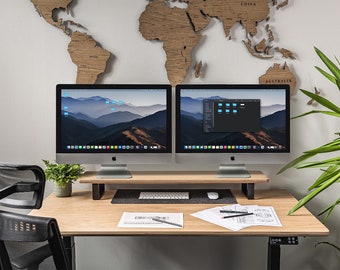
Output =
[{"x1": 0, "y1": 163, "x2": 71, "y2": 270}]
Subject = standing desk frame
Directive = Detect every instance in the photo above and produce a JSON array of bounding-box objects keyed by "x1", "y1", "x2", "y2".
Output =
[{"x1": 29, "y1": 189, "x2": 328, "y2": 270}]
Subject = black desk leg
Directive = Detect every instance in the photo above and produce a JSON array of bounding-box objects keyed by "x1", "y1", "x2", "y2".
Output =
[
  {"x1": 241, "y1": 183, "x2": 254, "y2": 199},
  {"x1": 63, "y1": 236, "x2": 75, "y2": 270},
  {"x1": 267, "y1": 237, "x2": 298, "y2": 270},
  {"x1": 268, "y1": 239, "x2": 280, "y2": 270},
  {"x1": 92, "y1": 183, "x2": 105, "y2": 200}
]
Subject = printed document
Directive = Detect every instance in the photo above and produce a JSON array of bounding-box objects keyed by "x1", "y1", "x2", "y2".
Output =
[
  {"x1": 118, "y1": 212, "x2": 183, "y2": 228},
  {"x1": 191, "y1": 204, "x2": 282, "y2": 231}
]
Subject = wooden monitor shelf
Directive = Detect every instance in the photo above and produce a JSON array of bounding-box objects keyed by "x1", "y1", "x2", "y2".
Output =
[{"x1": 79, "y1": 171, "x2": 269, "y2": 200}]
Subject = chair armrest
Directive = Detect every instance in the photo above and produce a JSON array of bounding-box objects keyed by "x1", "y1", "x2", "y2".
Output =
[{"x1": 11, "y1": 244, "x2": 51, "y2": 269}]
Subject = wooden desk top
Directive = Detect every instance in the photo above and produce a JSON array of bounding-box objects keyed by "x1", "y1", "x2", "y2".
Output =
[
  {"x1": 79, "y1": 170, "x2": 269, "y2": 184},
  {"x1": 30, "y1": 189, "x2": 329, "y2": 237}
]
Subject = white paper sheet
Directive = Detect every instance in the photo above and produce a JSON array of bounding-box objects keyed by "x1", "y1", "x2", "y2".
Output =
[
  {"x1": 118, "y1": 212, "x2": 183, "y2": 228},
  {"x1": 191, "y1": 204, "x2": 282, "y2": 231}
]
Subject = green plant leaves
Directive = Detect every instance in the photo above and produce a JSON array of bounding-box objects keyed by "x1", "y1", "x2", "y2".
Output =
[
  {"x1": 277, "y1": 137, "x2": 340, "y2": 174},
  {"x1": 287, "y1": 170, "x2": 340, "y2": 217},
  {"x1": 314, "y1": 46, "x2": 340, "y2": 90},
  {"x1": 42, "y1": 159, "x2": 85, "y2": 187},
  {"x1": 277, "y1": 152, "x2": 316, "y2": 174},
  {"x1": 315, "y1": 241, "x2": 340, "y2": 252},
  {"x1": 304, "y1": 137, "x2": 340, "y2": 155},
  {"x1": 278, "y1": 47, "x2": 340, "y2": 220},
  {"x1": 291, "y1": 89, "x2": 340, "y2": 118},
  {"x1": 308, "y1": 166, "x2": 340, "y2": 190},
  {"x1": 318, "y1": 198, "x2": 340, "y2": 222}
]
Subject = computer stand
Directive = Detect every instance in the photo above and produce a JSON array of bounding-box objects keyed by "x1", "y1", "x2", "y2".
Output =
[
  {"x1": 80, "y1": 170, "x2": 269, "y2": 200},
  {"x1": 216, "y1": 164, "x2": 250, "y2": 178},
  {"x1": 96, "y1": 164, "x2": 132, "y2": 179},
  {"x1": 216, "y1": 164, "x2": 254, "y2": 199},
  {"x1": 91, "y1": 183, "x2": 255, "y2": 200}
]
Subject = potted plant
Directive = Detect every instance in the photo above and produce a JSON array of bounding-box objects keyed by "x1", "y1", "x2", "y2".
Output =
[
  {"x1": 278, "y1": 47, "x2": 340, "y2": 219},
  {"x1": 43, "y1": 160, "x2": 85, "y2": 197},
  {"x1": 278, "y1": 47, "x2": 340, "y2": 251}
]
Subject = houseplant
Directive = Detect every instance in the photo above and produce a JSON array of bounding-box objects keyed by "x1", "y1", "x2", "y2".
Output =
[
  {"x1": 278, "y1": 46, "x2": 340, "y2": 221},
  {"x1": 43, "y1": 160, "x2": 85, "y2": 197}
]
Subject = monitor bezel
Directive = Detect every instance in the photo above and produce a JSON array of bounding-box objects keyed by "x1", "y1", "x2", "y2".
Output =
[
  {"x1": 56, "y1": 84, "x2": 173, "y2": 161},
  {"x1": 175, "y1": 84, "x2": 290, "y2": 155}
]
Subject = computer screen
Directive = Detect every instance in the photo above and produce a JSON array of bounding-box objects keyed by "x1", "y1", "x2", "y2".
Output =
[
  {"x1": 175, "y1": 84, "x2": 290, "y2": 177},
  {"x1": 56, "y1": 84, "x2": 172, "y2": 178}
]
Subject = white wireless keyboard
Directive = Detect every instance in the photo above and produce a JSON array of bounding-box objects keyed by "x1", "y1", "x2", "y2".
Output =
[{"x1": 139, "y1": 191, "x2": 190, "y2": 200}]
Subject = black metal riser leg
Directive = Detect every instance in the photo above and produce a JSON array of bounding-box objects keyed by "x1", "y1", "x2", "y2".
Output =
[
  {"x1": 92, "y1": 184, "x2": 105, "y2": 200},
  {"x1": 268, "y1": 238, "x2": 281, "y2": 270},
  {"x1": 241, "y1": 183, "x2": 254, "y2": 199}
]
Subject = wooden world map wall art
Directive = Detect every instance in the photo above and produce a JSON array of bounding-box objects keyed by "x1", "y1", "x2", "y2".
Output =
[{"x1": 29, "y1": 0, "x2": 297, "y2": 94}]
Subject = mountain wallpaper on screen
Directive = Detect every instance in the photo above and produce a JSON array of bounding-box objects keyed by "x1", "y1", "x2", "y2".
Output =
[
  {"x1": 180, "y1": 96, "x2": 287, "y2": 149},
  {"x1": 61, "y1": 96, "x2": 167, "y2": 149}
]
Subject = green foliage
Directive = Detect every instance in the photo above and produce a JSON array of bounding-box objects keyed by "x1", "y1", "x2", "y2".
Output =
[
  {"x1": 315, "y1": 241, "x2": 340, "y2": 252},
  {"x1": 43, "y1": 160, "x2": 85, "y2": 188},
  {"x1": 278, "y1": 47, "x2": 340, "y2": 222}
]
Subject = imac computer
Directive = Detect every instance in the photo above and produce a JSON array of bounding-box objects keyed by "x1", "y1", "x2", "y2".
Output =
[
  {"x1": 175, "y1": 84, "x2": 290, "y2": 178},
  {"x1": 56, "y1": 84, "x2": 172, "y2": 178}
]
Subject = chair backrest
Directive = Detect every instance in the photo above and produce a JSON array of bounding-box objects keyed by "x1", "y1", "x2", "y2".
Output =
[
  {"x1": 0, "y1": 163, "x2": 71, "y2": 270},
  {"x1": 0, "y1": 163, "x2": 45, "y2": 209},
  {"x1": 0, "y1": 211, "x2": 71, "y2": 270}
]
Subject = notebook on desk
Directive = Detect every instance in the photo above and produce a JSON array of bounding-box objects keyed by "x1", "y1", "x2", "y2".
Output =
[{"x1": 111, "y1": 189, "x2": 237, "y2": 204}]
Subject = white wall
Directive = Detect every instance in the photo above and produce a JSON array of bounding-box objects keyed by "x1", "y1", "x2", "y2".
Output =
[{"x1": 1, "y1": 0, "x2": 340, "y2": 269}]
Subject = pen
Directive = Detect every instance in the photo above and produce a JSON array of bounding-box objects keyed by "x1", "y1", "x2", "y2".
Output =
[
  {"x1": 152, "y1": 218, "x2": 183, "y2": 228},
  {"x1": 220, "y1": 210, "x2": 249, "y2": 214},
  {"x1": 222, "y1": 213, "x2": 253, "y2": 219}
]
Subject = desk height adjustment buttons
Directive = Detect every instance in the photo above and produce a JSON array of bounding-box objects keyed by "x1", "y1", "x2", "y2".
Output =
[{"x1": 269, "y1": 236, "x2": 299, "y2": 246}]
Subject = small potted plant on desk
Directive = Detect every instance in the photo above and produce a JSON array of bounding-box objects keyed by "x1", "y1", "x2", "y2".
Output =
[{"x1": 43, "y1": 160, "x2": 85, "y2": 197}]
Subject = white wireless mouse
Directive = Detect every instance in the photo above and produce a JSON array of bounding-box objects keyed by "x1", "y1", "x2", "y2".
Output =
[{"x1": 207, "y1": 192, "x2": 219, "y2": 200}]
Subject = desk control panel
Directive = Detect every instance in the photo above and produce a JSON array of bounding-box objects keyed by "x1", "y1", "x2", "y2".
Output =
[
  {"x1": 268, "y1": 237, "x2": 299, "y2": 270},
  {"x1": 269, "y1": 236, "x2": 299, "y2": 246}
]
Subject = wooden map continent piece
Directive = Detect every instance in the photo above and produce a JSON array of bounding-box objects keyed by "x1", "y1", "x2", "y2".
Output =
[
  {"x1": 30, "y1": 0, "x2": 111, "y2": 84},
  {"x1": 259, "y1": 63, "x2": 297, "y2": 95},
  {"x1": 68, "y1": 32, "x2": 111, "y2": 84},
  {"x1": 186, "y1": 0, "x2": 270, "y2": 36},
  {"x1": 139, "y1": 0, "x2": 202, "y2": 86},
  {"x1": 30, "y1": 0, "x2": 72, "y2": 33}
]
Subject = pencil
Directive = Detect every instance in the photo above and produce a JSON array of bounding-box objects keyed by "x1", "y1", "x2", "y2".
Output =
[
  {"x1": 222, "y1": 213, "x2": 253, "y2": 219},
  {"x1": 152, "y1": 218, "x2": 183, "y2": 228},
  {"x1": 220, "y1": 210, "x2": 249, "y2": 214}
]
